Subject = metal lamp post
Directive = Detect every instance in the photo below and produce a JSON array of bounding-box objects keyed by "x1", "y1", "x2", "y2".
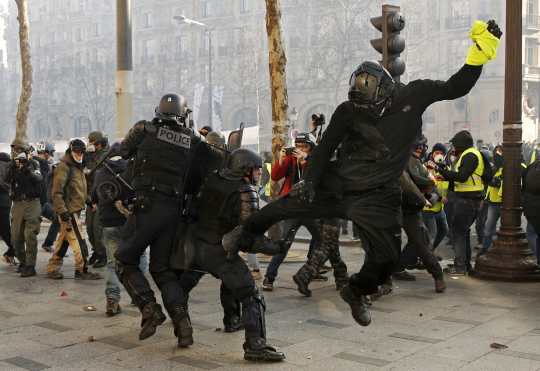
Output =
[
  {"x1": 173, "y1": 15, "x2": 213, "y2": 128},
  {"x1": 474, "y1": 0, "x2": 540, "y2": 280},
  {"x1": 116, "y1": 0, "x2": 133, "y2": 138}
]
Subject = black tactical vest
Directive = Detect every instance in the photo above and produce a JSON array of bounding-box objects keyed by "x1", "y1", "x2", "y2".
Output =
[
  {"x1": 132, "y1": 120, "x2": 196, "y2": 194},
  {"x1": 194, "y1": 171, "x2": 243, "y2": 244}
]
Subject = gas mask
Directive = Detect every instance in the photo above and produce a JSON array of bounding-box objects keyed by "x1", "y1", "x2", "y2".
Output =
[{"x1": 433, "y1": 154, "x2": 445, "y2": 164}]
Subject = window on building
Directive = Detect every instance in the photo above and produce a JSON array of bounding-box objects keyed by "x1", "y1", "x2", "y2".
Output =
[
  {"x1": 240, "y1": 0, "x2": 250, "y2": 13},
  {"x1": 176, "y1": 35, "x2": 187, "y2": 56},
  {"x1": 526, "y1": 38, "x2": 539, "y2": 66},
  {"x1": 201, "y1": 1, "x2": 211, "y2": 17},
  {"x1": 144, "y1": 12, "x2": 153, "y2": 28},
  {"x1": 528, "y1": 0, "x2": 538, "y2": 15},
  {"x1": 142, "y1": 39, "x2": 156, "y2": 62},
  {"x1": 449, "y1": 0, "x2": 470, "y2": 18},
  {"x1": 94, "y1": 23, "x2": 101, "y2": 37},
  {"x1": 75, "y1": 27, "x2": 84, "y2": 42}
]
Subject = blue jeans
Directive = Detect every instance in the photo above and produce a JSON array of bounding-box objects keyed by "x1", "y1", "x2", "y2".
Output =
[
  {"x1": 422, "y1": 210, "x2": 449, "y2": 249},
  {"x1": 482, "y1": 202, "x2": 501, "y2": 250},
  {"x1": 103, "y1": 226, "x2": 148, "y2": 302}
]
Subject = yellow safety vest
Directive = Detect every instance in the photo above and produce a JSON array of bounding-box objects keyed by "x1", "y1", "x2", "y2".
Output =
[
  {"x1": 486, "y1": 167, "x2": 502, "y2": 203},
  {"x1": 423, "y1": 175, "x2": 449, "y2": 213},
  {"x1": 264, "y1": 163, "x2": 272, "y2": 197},
  {"x1": 531, "y1": 150, "x2": 537, "y2": 165},
  {"x1": 454, "y1": 147, "x2": 485, "y2": 193},
  {"x1": 489, "y1": 163, "x2": 527, "y2": 202}
]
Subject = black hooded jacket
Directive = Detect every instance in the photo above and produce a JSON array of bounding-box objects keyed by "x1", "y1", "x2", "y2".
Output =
[
  {"x1": 92, "y1": 159, "x2": 132, "y2": 228},
  {"x1": 304, "y1": 64, "x2": 483, "y2": 195}
]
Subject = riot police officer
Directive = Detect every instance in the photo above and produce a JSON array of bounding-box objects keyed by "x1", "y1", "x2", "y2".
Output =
[
  {"x1": 175, "y1": 148, "x2": 286, "y2": 362},
  {"x1": 115, "y1": 94, "x2": 206, "y2": 342}
]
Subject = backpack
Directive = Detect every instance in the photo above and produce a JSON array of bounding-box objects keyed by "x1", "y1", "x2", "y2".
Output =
[
  {"x1": 47, "y1": 162, "x2": 74, "y2": 204},
  {"x1": 479, "y1": 151, "x2": 494, "y2": 185},
  {"x1": 525, "y1": 160, "x2": 540, "y2": 194}
]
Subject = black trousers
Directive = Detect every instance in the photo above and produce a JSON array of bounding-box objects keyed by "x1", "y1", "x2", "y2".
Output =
[
  {"x1": 399, "y1": 212, "x2": 443, "y2": 279},
  {"x1": 115, "y1": 193, "x2": 185, "y2": 316},
  {"x1": 0, "y1": 206, "x2": 13, "y2": 256},
  {"x1": 178, "y1": 270, "x2": 241, "y2": 325},
  {"x1": 244, "y1": 186, "x2": 402, "y2": 296},
  {"x1": 180, "y1": 239, "x2": 265, "y2": 344}
]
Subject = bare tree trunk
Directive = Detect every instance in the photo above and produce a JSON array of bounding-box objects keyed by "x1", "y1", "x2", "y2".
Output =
[
  {"x1": 14, "y1": 0, "x2": 32, "y2": 144},
  {"x1": 265, "y1": 0, "x2": 289, "y2": 202}
]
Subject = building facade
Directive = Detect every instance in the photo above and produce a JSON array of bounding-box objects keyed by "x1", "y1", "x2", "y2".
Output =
[{"x1": 0, "y1": 0, "x2": 538, "y2": 149}]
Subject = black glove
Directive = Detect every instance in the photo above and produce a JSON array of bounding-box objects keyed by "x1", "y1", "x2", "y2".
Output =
[
  {"x1": 289, "y1": 180, "x2": 316, "y2": 203},
  {"x1": 487, "y1": 19, "x2": 503, "y2": 39},
  {"x1": 222, "y1": 226, "x2": 253, "y2": 261},
  {"x1": 60, "y1": 212, "x2": 71, "y2": 222}
]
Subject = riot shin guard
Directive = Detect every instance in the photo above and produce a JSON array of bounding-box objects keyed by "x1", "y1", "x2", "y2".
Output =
[{"x1": 241, "y1": 291, "x2": 285, "y2": 362}]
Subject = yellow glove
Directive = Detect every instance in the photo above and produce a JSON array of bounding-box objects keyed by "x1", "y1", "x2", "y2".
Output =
[{"x1": 466, "y1": 20, "x2": 501, "y2": 66}]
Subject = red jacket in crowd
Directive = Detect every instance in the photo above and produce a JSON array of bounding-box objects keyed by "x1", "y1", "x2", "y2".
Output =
[{"x1": 271, "y1": 155, "x2": 308, "y2": 196}]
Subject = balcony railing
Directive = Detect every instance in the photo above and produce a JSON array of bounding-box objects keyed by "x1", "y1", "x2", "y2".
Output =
[{"x1": 445, "y1": 16, "x2": 471, "y2": 30}]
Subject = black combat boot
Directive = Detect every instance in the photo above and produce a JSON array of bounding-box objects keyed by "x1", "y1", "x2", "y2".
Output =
[
  {"x1": 171, "y1": 305, "x2": 193, "y2": 348},
  {"x1": 339, "y1": 285, "x2": 371, "y2": 326},
  {"x1": 139, "y1": 302, "x2": 166, "y2": 340},
  {"x1": 293, "y1": 265, "x2": 316, "y2": 297},
  {"x1": 20, "y1": 265, "x2": 36, "y2": 277},
  {"x1": 224, "y1": 314, "x2": 244, "y2": 333},
  {"x1": 244, "y1": 338, "x2": 285, "y2": 362},
  {"x1": 106, "y1": 299, "x2": 121, "y2": 317}
]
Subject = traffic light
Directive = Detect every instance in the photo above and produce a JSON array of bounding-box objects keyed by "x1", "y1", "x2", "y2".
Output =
[{"x1": 370, "y1": 4, "x2": 406, "y2": 81}]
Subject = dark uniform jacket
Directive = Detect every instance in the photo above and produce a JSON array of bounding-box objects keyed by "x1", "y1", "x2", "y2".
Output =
[{"x1": 7, "y1": 159, "x2": 43, "y2": 201}]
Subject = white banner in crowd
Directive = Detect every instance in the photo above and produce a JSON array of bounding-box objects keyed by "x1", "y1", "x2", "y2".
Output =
[
  {"x1": 212, "y1": 86, "x2": 224, "y2": 132},
  {"x1": 192, "y1": 83, "x2": 205, "y2": 125}
]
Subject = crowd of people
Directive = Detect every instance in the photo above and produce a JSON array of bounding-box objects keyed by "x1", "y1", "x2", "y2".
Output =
[{"x1": 1, "y1": 18, "x2": 538, "y2": 364}]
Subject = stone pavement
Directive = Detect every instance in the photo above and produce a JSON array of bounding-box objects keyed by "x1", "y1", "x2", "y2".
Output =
[{"x1": 0, "y1": 229, "x2": 540, "y2": 370}]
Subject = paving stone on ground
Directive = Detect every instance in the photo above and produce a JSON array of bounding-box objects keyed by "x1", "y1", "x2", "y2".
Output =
[{"x1": 0, "y1": 231, "x2": 539, "y2": 370}]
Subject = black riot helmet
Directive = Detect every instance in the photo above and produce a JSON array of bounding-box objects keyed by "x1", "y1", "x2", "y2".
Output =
[
  {"x1": 155, "y1": 93, "x2": 189, "y2": 124},
  {"x1": 226, "y1": 148, "x2": 263, "y2": 181},
  {"x1": 348, "y1": 61, "x2": 395, "y2": 117},
  {"x1": 413, "y1": 134, "x2": 428, "y2": 158}
]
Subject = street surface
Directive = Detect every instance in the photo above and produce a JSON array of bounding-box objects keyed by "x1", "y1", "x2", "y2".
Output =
[{"x1": 0, "y1": 225, "x2": 539, "y2": 370}]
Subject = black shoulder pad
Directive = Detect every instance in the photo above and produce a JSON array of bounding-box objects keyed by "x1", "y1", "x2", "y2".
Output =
[
  {"x1": 142, "y1": 120, "x2": 157, "y2": 134},
  {"x1": 133, "y1": 120, "x2": 146, "y2": 132},
  {"x1": 238, "y1": 182, "x2": 259, "y2": 223},
  {"x1": 239, "y1": 183, "x2": 257, "y2": 194}
]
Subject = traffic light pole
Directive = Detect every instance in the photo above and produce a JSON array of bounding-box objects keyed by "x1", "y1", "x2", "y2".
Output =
[
  {"x1": 474, "y1": 0, "x2": 540, "y2": 281},
  {"x1": 370, "y1": 4, "x2": 405, "y2": 82},
  {"x1": 116, "y1": 0, "x2": 133, "y2": 139}
]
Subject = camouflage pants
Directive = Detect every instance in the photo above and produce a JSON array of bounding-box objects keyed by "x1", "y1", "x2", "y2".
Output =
[
  {"x1": 47, "y1": 215, "x2": 87, "y2": 274},
  {"x1": 296, "y1": 218, "x2": 349, "y2": 286},
  {"x1": 11, "y1": 199, "x2": 41, "y2": 267}
]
